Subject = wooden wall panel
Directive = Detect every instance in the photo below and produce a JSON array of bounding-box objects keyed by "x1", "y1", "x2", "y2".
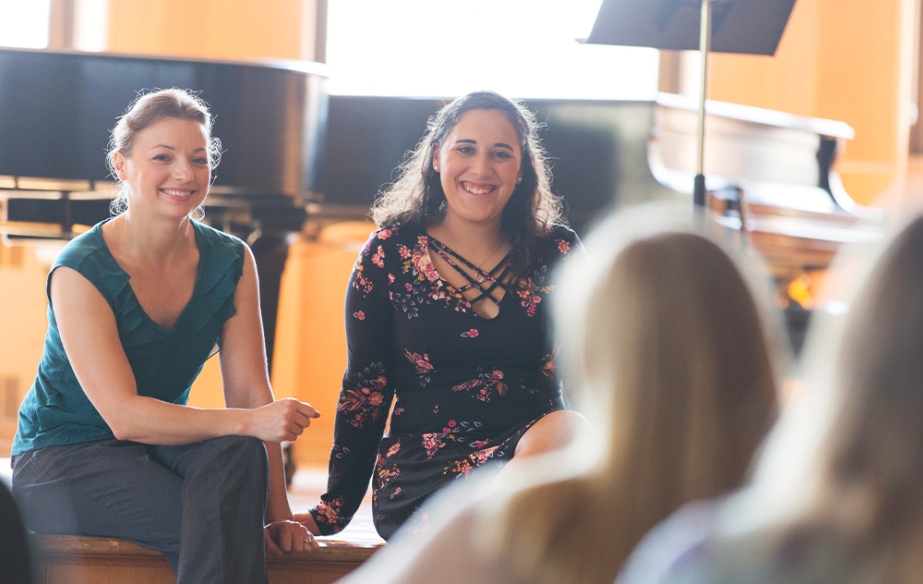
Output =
[{"x1": 706, "y1": 0, "x2": 917, "y2": 207}]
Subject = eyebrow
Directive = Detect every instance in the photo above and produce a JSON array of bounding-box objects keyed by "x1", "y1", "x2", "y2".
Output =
[
  {"x1": 153, "y1": 144, "x2": 207, "y2": 152},
  {"x1": 456, "y1": 138, "x2": 514, "y2": 151}
]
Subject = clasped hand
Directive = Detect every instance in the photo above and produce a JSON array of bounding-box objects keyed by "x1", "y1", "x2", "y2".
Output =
[
  {"x1": 264, "y1": 519, "x2": 318, "y2": 555},
  {"x1": 249, "y1": 398, "x2": 320, "y2": 443}
]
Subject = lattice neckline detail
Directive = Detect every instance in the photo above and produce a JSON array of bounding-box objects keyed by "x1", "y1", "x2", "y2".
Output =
[{"x1": 427, "y1": 236, "x2": 511, "y2": 307}]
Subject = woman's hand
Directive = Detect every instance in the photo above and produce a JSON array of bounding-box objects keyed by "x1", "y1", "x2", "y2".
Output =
[
  {"x1": 264, "y1": 519, "x2": 318, "y2": 555},
  {"x1": 294, "y1": 511, "x2": 322, "y2": 536},
  {"x1": 247, "y1": 398, "x2": 320, "y2": 443}
]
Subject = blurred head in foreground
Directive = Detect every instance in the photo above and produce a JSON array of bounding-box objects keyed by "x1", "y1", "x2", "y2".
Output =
[{"x1": 480, "y1": 203, "x2": 781, "y2": 584}]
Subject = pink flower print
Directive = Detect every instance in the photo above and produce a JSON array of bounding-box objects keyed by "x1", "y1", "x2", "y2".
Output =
[
  {"x1": 517, "y1": 280, "x2": 542, "y2": 317},
  {"x1": 353, "y1": 310, "x2": 366, "y2": 320},
  {"x1": 405, "y1": 282, "x2": 413, "y2": 291},
  {"x1": 358, "y1": 276, "x2": 374, "y2": 294},
  {"x1": 352, "y1": 265, "x2": 374, "y2": 294},
  {"x1": 398, "y1": 245, "x2": 411, "y2": 259},
  {"x1": 446, "y1": 458, "x2": 474, "y2": 477},
  {"x1": 412, "y1": 239, "x2": 440, "y2": 282},
  {"x1": 390, "y1": 487, "x2": 401, "y2": 499},
  {"x1": 404, "y1": 350, "x2": 435, "y2": 376},
  {"x1": 378, "y1": 228, "x2": 392, "y2": 240},
  {"x1": 447, "y1": 419, "x2": 456, "y2": 428},
  {"x1": 372, "y1": 245, "x2": 385, "y2": 268},
  {"x1": 452, "y1": 369, "x2": 508, "y2": 402},
  {"x1": 422, "y1": 433, "x2": 445, "y2": 458},
  {"x1": 386, "y1": 441, "x2": 401, "y2": 457},
  {"x1": 461, "y1": 329, "x2": 479, "y2": 338},
  {"x1": 388, "y1": 273, "x2": 395, "y2": 285},
  {"x1": 338, "y1": 363, "x2": 389, "y2": 428},
  {"x1": 314, "y1": 496, "x2": 346, "y2": 532},
  {"x1": 557, "y1": 239, "x2": 571, "y2": 255},
  {"x1": 469, "y1": 446, "x2": 499, "y2": 466},
  {"x1": 394, "y1": 407, "x2": 405, "y2": 415}
]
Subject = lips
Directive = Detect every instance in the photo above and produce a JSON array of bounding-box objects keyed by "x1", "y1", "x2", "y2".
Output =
[
  {"x1": 461, "y1": 181, "x2": 495, "y2": 195},
  {"x1": 161, "y1": 188, "x2": 196, "y2": 200}
]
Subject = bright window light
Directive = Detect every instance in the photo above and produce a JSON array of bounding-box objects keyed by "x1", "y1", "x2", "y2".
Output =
[
  {"x1": 326, "y1": 0, "x2": 659, "y2": 100},
  {"x1": 0, "y1": 0, "x2": 50, "y2": 49}
]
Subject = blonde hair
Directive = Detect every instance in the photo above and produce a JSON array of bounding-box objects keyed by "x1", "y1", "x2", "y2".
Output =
[
  {"x1": 107, "y1": 88, "x2": 222, "y2": 219},
  {"x1": 369, "y1": 91, "x2": 563, "y2": 278},
  {"x1": 478, "y1": 204, "x2": 780, "y2": 584},
  {"x1": 733, "y1": 214, "x2": 923, "y2": 581}
]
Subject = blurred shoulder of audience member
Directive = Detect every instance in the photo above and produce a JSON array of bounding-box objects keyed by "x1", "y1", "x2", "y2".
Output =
[{"x1": 618, "y1": 213, "x2": 923, "y2": 584}]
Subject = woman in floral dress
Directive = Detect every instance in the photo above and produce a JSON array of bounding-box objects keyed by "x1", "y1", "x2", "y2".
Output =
[{"x1": 297, "y1": 91, "x2": 584, "y2": 540}]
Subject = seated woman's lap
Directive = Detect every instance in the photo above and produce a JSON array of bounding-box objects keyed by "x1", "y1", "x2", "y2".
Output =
[{"x1": 11, "y1": 435, "x2": 268, "y2": 567}]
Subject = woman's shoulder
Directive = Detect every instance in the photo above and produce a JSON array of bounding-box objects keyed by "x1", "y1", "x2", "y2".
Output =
[
  {"x1": 364, "y1": 224, "x2": 423, "y2": 250},
  {"x1": 54, "y1": 222, "x2": 113, "y2": 272},
  {"x1": 193, "y1": 220, "x2": 245, "y2": 254},
  {"x1": 192, "y1": 221, "x2": 246, "y2": 285},
  {"x1": 535, "y1": 223, "x2": 581, "y2": 260},
  {"x1": 542, "y1": 223, "x2": 578, "y2": 239},
  {"x1": 617, "y1": 500, "x2": 725, "y2": 584},
  {"x1": 618, "y1": 499, "x2": 845, "y2": 584}
]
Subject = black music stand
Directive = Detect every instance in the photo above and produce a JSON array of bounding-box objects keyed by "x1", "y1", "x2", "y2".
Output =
[{"x1": 585, "y1": 0, "x2": 796, "y2": 212}]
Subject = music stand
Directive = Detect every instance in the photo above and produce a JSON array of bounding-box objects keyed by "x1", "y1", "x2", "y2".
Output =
[{"x1": 585, "y1": 0, "x2": 796, "y2": 212}]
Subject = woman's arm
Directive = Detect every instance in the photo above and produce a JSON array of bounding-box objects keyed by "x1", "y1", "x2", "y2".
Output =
[
  {"x1": 217, "y1": 246, "x2": 320, "y2": 552},
  {"x1": 51, "y1": 258, "x2": 318, "y2": 446},
  {"x1": 295, "y1": 231, "x2": 397, "y2": 535}
]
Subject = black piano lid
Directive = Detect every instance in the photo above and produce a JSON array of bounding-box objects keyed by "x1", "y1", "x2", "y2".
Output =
[{"x1": 0, "y1": 47, "x2": 329, "y2": 199}]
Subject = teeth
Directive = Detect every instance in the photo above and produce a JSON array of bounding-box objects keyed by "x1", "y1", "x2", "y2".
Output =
[
  {"x1": 162, "y1": 189, "x2": 192, "y2": 197},
  {"x1": 463, "y1": 184, "x2": 492, "y2": 195}
]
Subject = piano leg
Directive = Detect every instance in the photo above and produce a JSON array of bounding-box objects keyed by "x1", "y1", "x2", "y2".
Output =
[{"x1": 249, "y1": 231, "x2": 290, "y2": 372}]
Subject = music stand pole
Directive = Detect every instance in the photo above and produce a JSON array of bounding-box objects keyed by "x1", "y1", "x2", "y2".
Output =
[{"x1": 693, "y1": 0, "x2": 713, "y2": 214}]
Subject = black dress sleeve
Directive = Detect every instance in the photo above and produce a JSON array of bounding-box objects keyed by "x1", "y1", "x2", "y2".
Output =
[{"x1": 310, "y1": 230, "x2": 397, "y2": 534}]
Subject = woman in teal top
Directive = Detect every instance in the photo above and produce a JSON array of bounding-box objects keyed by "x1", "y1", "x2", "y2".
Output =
[{"x1": 11, "y1": 88, "x2": 320, "y2": 584}]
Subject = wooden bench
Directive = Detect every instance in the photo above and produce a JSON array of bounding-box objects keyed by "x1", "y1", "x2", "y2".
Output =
[{"x1": 30, "y1": 534, "x2": 383, "y2": 584}]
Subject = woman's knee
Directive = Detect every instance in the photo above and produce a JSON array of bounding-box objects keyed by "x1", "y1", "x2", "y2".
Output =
[
  {"x1": 514, "y1": 410, "x2": 590, "y2": 459},
  {"x1": 207, "y1": 436, "x2": 268, "y2": 474}
]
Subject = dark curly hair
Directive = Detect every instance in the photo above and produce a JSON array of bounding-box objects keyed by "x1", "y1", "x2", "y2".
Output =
[{"x1": 370, "y1": 91, "x2": 564, "y2": 278}]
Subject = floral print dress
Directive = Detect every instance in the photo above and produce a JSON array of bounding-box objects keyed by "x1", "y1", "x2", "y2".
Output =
[{"x1": 309, "y1": 224, "x2": 580, "y2": 539}]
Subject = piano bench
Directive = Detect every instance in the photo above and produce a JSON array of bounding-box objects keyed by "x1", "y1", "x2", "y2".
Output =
[{"x1": 29, "y1": 534, "x2": 384, "y2": 584}]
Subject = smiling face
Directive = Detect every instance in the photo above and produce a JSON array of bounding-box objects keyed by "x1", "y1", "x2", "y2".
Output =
[
  {"x1": 433, "y1": 109, "x2": 523, "y2": 231},
  {"x1": 113, "y1": 117, "x2": 211, "y2": 220}
]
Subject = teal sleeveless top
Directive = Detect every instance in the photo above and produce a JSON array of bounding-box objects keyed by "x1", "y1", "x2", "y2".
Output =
[{"x1": 12, "y1": 220, "x2": 245, "y2": 455}]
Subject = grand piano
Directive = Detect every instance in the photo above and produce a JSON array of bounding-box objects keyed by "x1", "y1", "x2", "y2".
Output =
[{"x1": 0, "y1": 48, "x2": 885, "y2": 357}]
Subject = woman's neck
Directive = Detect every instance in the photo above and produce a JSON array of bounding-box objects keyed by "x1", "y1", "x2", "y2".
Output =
[
  {"x1": 428, "y1": 216, "x2": 507, "y2": 261},
  {"x1": 105, "y1": 213, "x2": 196, "y2": 266}
]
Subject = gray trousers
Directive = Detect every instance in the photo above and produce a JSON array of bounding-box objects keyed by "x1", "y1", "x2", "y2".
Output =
[{"x1": 12, "y1": 436, "x2": 269, "y2": 584}]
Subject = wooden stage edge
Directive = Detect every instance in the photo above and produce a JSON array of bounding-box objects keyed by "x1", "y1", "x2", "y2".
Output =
[{"x1": 30, "y1": 533, "x2": 383, "y2": 584}]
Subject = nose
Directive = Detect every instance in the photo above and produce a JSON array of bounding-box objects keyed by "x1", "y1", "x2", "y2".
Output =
[
  {"x1": 172, "y1": 158, "x2": 194, "y2": 181},
  {"x1": 469, "y1": 152, "x2": 492, "y2": 176}
]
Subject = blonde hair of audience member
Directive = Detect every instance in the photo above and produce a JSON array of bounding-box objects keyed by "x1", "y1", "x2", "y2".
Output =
[
  {"x1": 477, "y1": 210, "x2": 780, "y2": 584},
  {"x1": 716, "y1": 214, "x2": 923, "y2": 582}
]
